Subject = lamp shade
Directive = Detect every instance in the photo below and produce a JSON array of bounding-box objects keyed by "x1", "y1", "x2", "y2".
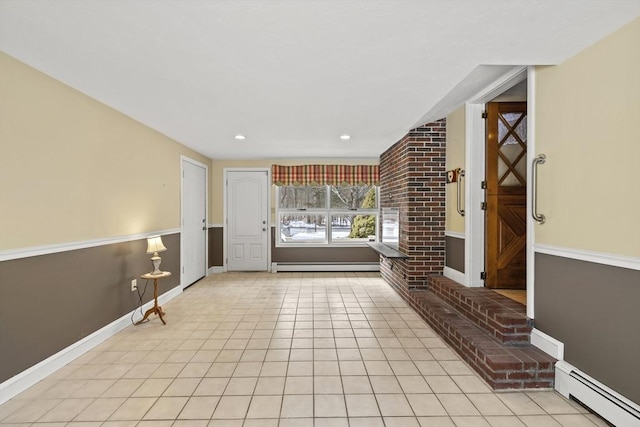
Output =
[{"x1": 146, "y1": 236, "x2": 167, "y2": 254}]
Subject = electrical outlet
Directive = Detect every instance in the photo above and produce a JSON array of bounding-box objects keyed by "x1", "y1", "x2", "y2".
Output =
[{"x1": 131, "y1": 279, "x2": 137, "y2": 292}]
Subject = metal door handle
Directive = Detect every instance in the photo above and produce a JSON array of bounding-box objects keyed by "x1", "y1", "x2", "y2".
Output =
[
  {"x1": 532, "y1": 154, "x2": 546, "y2": 224},
  {"x1": 262, "y1": 228, "x2": 266, "y2": 232},
  {"x1": 456, "y1": 169, "x2": 465, "y2": 217}
]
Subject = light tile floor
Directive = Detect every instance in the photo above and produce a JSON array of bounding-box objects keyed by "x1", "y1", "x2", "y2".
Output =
[{"x1": 0, "y1": 272, "x2": 608, "y2": 426}]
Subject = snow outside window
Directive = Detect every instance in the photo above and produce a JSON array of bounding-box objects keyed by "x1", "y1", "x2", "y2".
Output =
[{"x1": 276, "y1": 185, "x2": 378, "y2": 246}]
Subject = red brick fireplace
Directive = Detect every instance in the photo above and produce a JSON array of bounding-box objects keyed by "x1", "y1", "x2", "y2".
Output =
[
  {"x1": 377, "y1": 119, "x2": 555, "y2": 390},
  {"x1": 379, "y1": 120, "x2": 447, "y2": 291}
]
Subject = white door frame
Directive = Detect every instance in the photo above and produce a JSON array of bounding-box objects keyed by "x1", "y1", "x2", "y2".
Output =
[
  {"x1": 525, "y1": 66, "x2": 537, "y2": 319},
  {"x1": 463, "y1": 65, "x2": 536, "y2": 318},
  {"x1": 180, "y1": 155, "x2": 209, "y2": 289},
  {"x1": 223, "y1": 167, "x2": 271, "y2": 272}
]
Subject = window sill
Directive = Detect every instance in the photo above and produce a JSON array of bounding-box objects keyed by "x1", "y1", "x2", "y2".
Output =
[
  {"x1": 275, "y1": 242, "x2": 375, "y2": 249},
  {"x1": 367, "y1": 242, "x2": 409, "y2": 259}
]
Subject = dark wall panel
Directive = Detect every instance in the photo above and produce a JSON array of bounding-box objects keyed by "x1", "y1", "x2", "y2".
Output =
[
  {"x1": 445, "y1": 235, "x2": 465, "y2": 273},
  {"x1": 208, "y1": 227, "x2": 224, "y2": 267},
  {"x1": 0, "y1": 233, "x2": 180, "y2": 383},
  {"x1": 271, "y1": 228, "x2": 379, "y2": 263},
  {"x1": 535, "y1": 253, "x2": 640, "y2": 405}
]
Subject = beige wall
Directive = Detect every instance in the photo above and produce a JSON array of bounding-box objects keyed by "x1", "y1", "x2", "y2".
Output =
[
  {"x1": 445, "y1": 106, "x2": 466, "y2": 234},
  {"x1": 0, "y1": 53, "x2": 212, "y2": 251},
  {"x1": 535, "y1": 18, "x2": 640, "y2": 258},
  {"x1": 211, "y1": 158, "x2": 379, "y2": 224}
]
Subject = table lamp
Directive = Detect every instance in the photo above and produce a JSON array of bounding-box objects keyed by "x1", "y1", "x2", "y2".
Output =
[{"x1": 146, "y1": 236, "x2": 167, "y2": 275}]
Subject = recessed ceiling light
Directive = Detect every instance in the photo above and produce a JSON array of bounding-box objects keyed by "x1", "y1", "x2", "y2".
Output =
[
  {"x1": 340, "y1": 134, "x2": 351, "y2": 140},
  {"x1": 234, "y1": 134, "x2": 246, "y2": 140}
]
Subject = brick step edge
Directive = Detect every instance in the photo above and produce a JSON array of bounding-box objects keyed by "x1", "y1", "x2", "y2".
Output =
[
  {"x1": 408, "y1": 289, "x2": 555, "y2": 390},
  {"x1": 428, "y1": 276, "x2": 531, "y2": 345}
]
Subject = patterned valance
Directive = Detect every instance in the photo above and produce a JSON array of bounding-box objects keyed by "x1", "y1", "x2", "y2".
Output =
[{"x1": 272, "y1": 164, "x2": 379, "y2": 186}]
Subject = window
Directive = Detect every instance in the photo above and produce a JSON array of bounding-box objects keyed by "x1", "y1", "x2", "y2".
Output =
[{"x1": 277, "y1": 185, "x2": 378, "y2": 246}]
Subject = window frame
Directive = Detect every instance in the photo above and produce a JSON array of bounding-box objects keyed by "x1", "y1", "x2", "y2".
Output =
[{"x1": 276, "y1": 185, "x2": 379, "y2": 247}]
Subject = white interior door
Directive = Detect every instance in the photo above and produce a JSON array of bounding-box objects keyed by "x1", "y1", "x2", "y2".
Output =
[
  {"x1": 226, "y1": 169, "x2": 269, "y2": 271},
  {"x1": 182, "y1": 158, "x2": 207, "y2": 287}
]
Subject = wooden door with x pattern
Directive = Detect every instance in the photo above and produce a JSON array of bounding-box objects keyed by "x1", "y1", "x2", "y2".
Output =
[{"x1": 485, "y1": 102, "x2": 527, "y2": 289}]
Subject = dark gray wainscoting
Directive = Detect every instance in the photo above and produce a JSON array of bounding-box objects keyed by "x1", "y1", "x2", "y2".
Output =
[
  {"x1": 535, "y1": 253, "x2": 640, "y2": 405},
  {"x1": 271, "y1": 228, "x2": 379, "y2": 264},
  {"x1": 445, "y1": 235, "x2": 465, "y2": 273},
  {"x1": 208, "y1": 227, "x2": 224, "y2": 268},
  {"x1": 0, "y1": 233, "x2": 180, "y2": 383},
  {"x1": 206, "y1": 227, "x2": 378, "y2": 269}
]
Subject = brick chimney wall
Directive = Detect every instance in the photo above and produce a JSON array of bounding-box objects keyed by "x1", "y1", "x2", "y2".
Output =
[{"x1": 379, "y1": 119, "x2": 447, "y2": 291}]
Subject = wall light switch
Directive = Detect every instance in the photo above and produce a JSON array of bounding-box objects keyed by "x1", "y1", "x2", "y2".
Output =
[{"x1": 131, "y1": 279, "x2": 137, "y2": 292}]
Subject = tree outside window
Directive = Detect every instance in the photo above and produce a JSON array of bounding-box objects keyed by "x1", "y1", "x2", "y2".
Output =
[{"x1": 277, "y1": 185, "x2": 378, "y2": 245}]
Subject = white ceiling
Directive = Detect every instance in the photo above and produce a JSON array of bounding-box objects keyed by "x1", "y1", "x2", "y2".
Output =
[{"x1": 1, "y1": 1, "x2": 638, "y2": 160}]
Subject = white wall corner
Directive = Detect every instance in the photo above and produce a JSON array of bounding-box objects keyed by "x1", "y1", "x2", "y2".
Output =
[
  {"x1": 443, "y1": 266, "x2": 466, "y2": 286},
  {"x1": 530, "y1": 328, "x2": 564, "y2": 360},
  {"x1": 554, "y1": 360, "x2": 573, "y2": 399},
  {"x1": 271, "y1": 262, "x2": 278, "y2": 273}
]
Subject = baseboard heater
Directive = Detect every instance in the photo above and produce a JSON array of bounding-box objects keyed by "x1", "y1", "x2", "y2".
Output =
[
  {"x1": 555, "y1": 361, "x2": 640, "y2": 427},
  {"x1": 271, "y1": 262, "x2": 380, "y2": 272}
]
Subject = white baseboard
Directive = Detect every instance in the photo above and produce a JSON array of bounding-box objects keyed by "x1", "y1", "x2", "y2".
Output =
[
  {"x1": 272, "y1": 262, "x2": 380, "y2": 272},
  {"x1": 207, "y1": 266, "x2": 224, "y2": 274},
  {"x1": 555, "y1": 360, "x2": 640, "y2": 427},
  {"x1": 443, "y1": 266, "x2": 466, "y2": 285},
  {"x1": 0, "y1": 285, "x2": 183, "y2": 405},
  {"x1": 530, "y1": 328, "x2": 564, "y2": 360}
]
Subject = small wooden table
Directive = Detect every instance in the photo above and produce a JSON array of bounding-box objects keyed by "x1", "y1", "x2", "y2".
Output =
[{"x1": 136, "y1": 271, "x2": 171, "y2": 325}]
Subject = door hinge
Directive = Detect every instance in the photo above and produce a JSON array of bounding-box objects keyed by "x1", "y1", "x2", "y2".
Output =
[
  {"x1": 481, "y1": 181, "x2": 487, "y2": 189},
  {"x1": 481, "y1": 202, "x2": 487, "y2": 210},
  {"x1": 481, "y1": 111, "x2": 488, "y2": 119},
  {"x1": 480, "y1": 272, "x2": 486, "y2": 280}
]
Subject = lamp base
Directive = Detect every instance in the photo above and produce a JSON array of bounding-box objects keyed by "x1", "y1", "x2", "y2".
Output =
[{"x1": 150, "y1": 254, "x2": 162, "y2": 275}]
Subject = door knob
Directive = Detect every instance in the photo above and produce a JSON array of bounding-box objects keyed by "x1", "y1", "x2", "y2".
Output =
[{"x1": 262, "y1": 228, "x2": 266, "y2": 232}]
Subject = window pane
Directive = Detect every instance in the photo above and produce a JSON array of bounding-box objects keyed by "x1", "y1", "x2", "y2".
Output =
[
  {"x1": 330, "y1": 185, "x2": 377, "y2": 209},
  {"x1": 381, "y1": 208, "x2": 399, "y2": 249},
  {"x1": 331, "y1": 214, "x2": 376, "y2": 243},
  {"x1": 279, "y1": 214, "x2": 327, "y2": 243},
  {"x1": 278, "y1": 186, "x2": 326, "y2": 209}
]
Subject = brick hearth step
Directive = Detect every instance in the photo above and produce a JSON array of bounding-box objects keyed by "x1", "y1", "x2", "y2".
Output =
[
  {"x1": 407, "y1": 281, "x2": 555, "y2": 390},
  {"x1": 428, "y1": 276, "x2": 532, "y2": 345}
]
